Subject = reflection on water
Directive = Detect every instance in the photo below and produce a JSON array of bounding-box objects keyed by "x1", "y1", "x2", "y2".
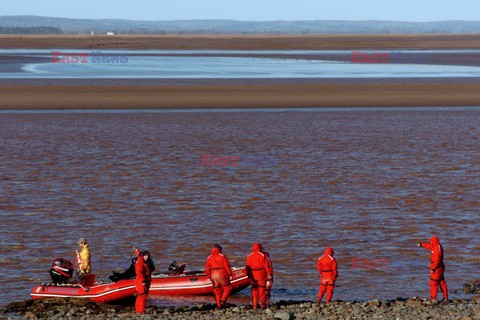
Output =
[
  {"x1": 17, "y1": 57, "x2": 480, "y2": 79},
  {"x1": 0, "y1": 109, "x2": 479, "y2": 306}
]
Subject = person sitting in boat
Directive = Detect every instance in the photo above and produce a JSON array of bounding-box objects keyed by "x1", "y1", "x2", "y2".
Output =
[
  {"x1": 206, "y1": 243, "x2": 233, "y2": 308},
  {"x1": 135, "y1": 249, "x2": 152, "y2": 314},
  {"x1": 75, "y1": 237, "x2": 91, "y2": 284},
  {"x1": 109, "y1": 251, "x2": 155, "y2": 282}
]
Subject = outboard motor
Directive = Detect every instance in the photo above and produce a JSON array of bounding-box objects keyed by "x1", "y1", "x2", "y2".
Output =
[{"x1": 49, "y1": 258, "x2": 74, "y2": 284}]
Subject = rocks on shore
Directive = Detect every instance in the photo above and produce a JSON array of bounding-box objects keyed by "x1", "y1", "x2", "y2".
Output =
[
  {"x1": 464, "y1": 280, "x2": 480, "y2": 294},
  {"x1": 1, "y1": 297, "x2": 480, "y2": 320}
]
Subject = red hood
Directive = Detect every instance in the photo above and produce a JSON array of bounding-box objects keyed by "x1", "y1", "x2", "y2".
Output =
[
  {"x1": 252, "y1": 243, "x2": 262, "y2": 252},
  {"x1": 324, "y1": 247, "x2": 334, "y2": 256},
  {"x1": 430, "y1": 236, "x2": 440, "y2": 245},
  {"x1": 211, "y1": 247, "x2": 220, "y2": 254}
]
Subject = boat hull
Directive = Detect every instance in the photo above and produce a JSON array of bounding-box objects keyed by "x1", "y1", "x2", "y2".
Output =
[
  {"x1": 30, "y1": 279, "x2": 136, "y2": 303},
  {"x1": 30, "y1": 267, "x2": 250, "y2": 302},
  {"x1": 149, "y1": 267, "x2": 250, "y2": 296}
]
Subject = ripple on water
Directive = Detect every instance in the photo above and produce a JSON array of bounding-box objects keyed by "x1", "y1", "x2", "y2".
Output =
[{"x1": 0, "y1": 109, "x2": 479, "y2": 305}]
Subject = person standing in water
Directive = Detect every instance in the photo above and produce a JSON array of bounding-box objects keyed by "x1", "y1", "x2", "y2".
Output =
[
  {"x1": 417, "y1": 236, "x2": 448, "y2": 301},
  {"x1": 317, "y1": 246, "x2": 338, "y2": 303}
]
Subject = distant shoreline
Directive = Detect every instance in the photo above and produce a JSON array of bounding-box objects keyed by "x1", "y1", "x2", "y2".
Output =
[{"x1": 1, "y1": 34, "x2": 480, "y2": 50}]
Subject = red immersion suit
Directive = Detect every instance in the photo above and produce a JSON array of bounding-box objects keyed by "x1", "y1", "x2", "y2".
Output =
[
  {"x1": 135, "y1": 251, "x2": 152, "y2": 314},
  {"x1": 317, "y1": 247, "x2": 338, "y2": 303},
  {"x1": 420, "y1": 236, "x2": 448, "y2": 300},
  {"x1": 246, "y1": 243, "x2": 272, "y2": 309},
  {"x1": 206, "y1": 247, "x2": 232, "y2": 308}
]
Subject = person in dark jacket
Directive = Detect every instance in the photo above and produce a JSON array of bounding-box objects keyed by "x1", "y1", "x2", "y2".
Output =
[{"x1": 109, "y1": 251, "x2": 155, "y2": 282}]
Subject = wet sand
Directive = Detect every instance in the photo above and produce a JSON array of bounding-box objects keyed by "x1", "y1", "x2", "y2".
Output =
[
  {"x1": 1, "y1": 83, "x2": 480, "y2": 109},
  {"x1": 2, "y1": 34, "x2": 480, "y2": 50}
]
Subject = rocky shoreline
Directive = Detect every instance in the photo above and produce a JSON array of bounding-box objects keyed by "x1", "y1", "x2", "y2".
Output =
[{"x1": 2, "y1": 297, "x2": 480, "y2": 320}]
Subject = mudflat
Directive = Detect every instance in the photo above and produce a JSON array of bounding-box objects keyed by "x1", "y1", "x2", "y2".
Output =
[
  {"x1": 1, "y1": 83, "x2": 480, "y2": 109},
  {"x1": 1, "y1": 34, "x2": 480, "y2": 109},
  {"x1": 1, "y1": 34, "x2": 480, "y2": 50}
]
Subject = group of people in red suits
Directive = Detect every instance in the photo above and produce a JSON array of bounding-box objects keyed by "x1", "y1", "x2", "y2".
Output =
[{"x1": 134, "y1": 236, "x2": 448, "y2": 313}]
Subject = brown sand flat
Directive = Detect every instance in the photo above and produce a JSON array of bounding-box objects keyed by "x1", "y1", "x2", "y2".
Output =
[
  {"x1": 1, "y1": 83, "x2": 480, "y2": 109},
  {"x1": 1, "y1": 34, "x2": 480, "y2": 50},
  {"x1": 1, "y1": 35, "x2": 479, "y2": 109}
]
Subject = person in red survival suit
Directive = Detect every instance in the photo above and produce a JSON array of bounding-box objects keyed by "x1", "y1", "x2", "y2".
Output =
[
  {"x1": 417, "y1": 236, "x2": 448, "y2": 301},
  {"x1": 246, "y1": 243, "x2": 273, "y2": 309},
  {"x1": 317, "y1": 246, "x2": 338, "y2": 303},
  {"x1": 134, "y1": 248, "x2": 152, "y2": 314},
  {"x1": 206, "y1": 244, "x2": 233, "y2": 308},
  {"x1": 263, "y1": 248, "x2": 274, "y2": 306}
]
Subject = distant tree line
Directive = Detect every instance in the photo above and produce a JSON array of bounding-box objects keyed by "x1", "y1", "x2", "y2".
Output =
[
  {"x1": 0, "y1": 26, "x2": 62, "y2": 34},
  {"x1": 1, "y1": 16, "x2": 480, "y2": 34}
]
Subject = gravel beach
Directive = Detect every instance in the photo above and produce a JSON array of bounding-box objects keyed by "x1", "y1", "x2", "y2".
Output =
[{"x1": 2, "y1": 297, "x2": 480, "y2": 320}]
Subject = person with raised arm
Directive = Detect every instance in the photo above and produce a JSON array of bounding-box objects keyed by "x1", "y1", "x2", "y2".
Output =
[{"x1": 417, "y1": 236, "x2": 448, "y2": 301}]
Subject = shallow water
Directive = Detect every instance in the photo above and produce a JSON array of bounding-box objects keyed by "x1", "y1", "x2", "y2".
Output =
[
  {"x1": 1, "y1": 108, "x2": 479, "y2": 306},
  {"x1": 1, "y1": 49, "x2": 480, "y2": 79}
]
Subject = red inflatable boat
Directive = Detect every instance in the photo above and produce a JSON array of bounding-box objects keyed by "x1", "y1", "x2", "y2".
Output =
[{"x1": 31, "y1": 267, "x2": 250, "y2": 303}]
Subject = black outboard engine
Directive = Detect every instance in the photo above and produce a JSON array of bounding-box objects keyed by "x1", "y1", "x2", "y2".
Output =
[{"x1": 49, "y1": 258, "x2": 74, "y2": 284}]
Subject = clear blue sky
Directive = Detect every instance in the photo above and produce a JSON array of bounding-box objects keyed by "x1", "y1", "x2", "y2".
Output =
[{"x1": 2, "y1": 0, "x2": 479, "y2": 21}]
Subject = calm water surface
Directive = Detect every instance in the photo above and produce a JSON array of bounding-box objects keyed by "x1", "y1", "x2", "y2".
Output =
[
  {"x1": 1, "y1": 108, "x2": 479, "y2": 306},
  {"x1": 1, "y1": 49, "x2": 480, "y2": 79}
]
